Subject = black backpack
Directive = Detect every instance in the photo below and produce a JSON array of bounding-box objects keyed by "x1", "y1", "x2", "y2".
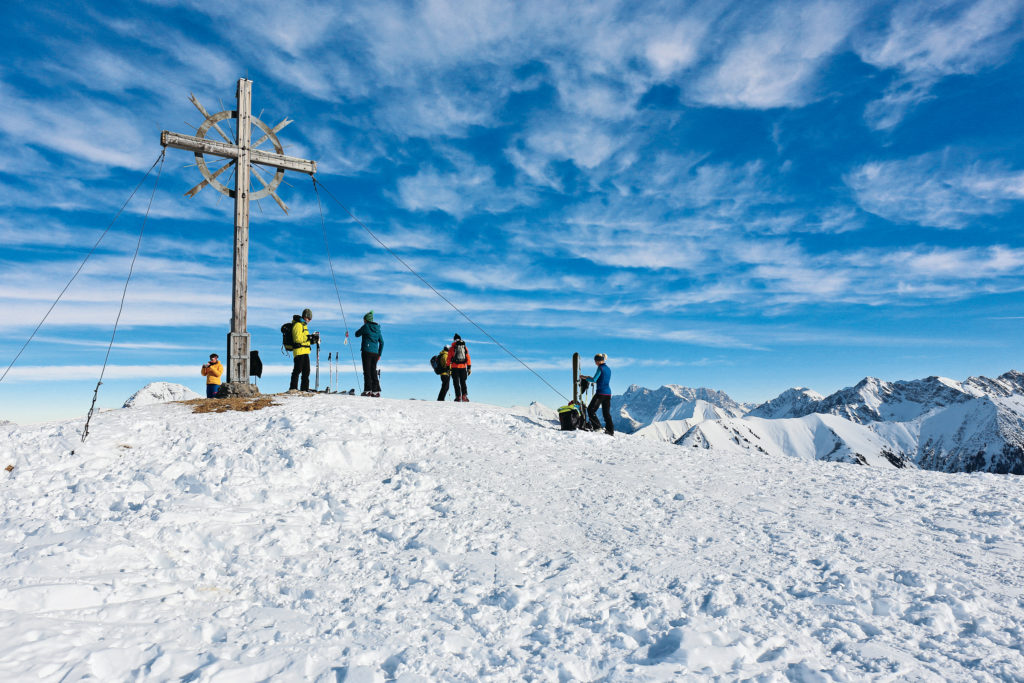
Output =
[
  {"x1": 430, "y1": 348, "x2": 448, "y2": 375},
  {"x1": 281, "y1": 316, "x2": 301, "y2": 351}
]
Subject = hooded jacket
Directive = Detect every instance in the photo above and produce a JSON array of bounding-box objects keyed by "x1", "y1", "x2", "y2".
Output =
[{"x1": 355, "y1": 321, "x2": 383, "y2": 355}]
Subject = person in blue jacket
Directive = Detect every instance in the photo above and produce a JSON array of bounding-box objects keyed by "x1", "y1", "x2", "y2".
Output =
[
  {"x1": 582, "y1": 353, "x2": 614, "y2": 435},
  {"x1": 355, "y1": 311, "x2": 383, "y2": 397}
]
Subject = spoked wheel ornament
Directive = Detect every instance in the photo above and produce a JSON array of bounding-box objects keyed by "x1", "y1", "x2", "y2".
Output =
[{"x1": 178, "y1": 92, "x2": 299, "y2": 213}]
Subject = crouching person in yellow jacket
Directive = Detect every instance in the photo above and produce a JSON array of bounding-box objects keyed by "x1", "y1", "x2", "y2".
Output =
[{"x1": 201, "y1": 353, "x2": 223, "y2": 398}]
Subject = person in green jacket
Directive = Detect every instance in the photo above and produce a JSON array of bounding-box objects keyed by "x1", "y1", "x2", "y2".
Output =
[{"x1": 355, "y1": 311, "x2": 383, "y2": 397}]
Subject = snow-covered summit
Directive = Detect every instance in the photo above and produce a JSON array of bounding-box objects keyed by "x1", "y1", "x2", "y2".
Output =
[
  {"x1": 122, "y1": 381, "x2": 202, "y2": 408},
  {"x1": 2, "y1": 395, "x2": 1022, "y2": 679},
  {"x1": 612, "y1": 383, "x2": 746, "y2": 433}
]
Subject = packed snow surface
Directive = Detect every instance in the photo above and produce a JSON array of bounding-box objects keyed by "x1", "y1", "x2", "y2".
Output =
[
  {"x1": 1, "y1": 395, "x2": 1023, "y2": 681},
  {"x1": 122, "y1": 381, "x2": 202, "y2": 408}
]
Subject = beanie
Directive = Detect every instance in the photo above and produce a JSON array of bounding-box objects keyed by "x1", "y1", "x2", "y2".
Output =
[{"x1": 453, "y1": 333, "x2": 462, "y2": 341}]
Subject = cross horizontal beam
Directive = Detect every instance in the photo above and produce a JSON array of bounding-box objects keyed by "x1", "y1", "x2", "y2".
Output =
[{"x1": 161, "y1": 130, "x2": 316, "y2": 175}]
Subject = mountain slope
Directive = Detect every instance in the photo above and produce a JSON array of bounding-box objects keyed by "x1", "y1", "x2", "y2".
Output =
[
  {"x1": 678, "y1": 413, "x2": 914, "y2": 468},
  {"x1": 1, "y1": 395, "x2": 1022, "y2": 680}
]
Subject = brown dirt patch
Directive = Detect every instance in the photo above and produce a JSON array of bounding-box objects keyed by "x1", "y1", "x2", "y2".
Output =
[{"x1": 183, "y1": 396, "x2": 278, "y2": 413}]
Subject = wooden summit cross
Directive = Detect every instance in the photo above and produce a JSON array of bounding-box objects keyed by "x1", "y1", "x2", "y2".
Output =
[{"x1": 161, "y1": 78, "x2": 317, "y2": 395}]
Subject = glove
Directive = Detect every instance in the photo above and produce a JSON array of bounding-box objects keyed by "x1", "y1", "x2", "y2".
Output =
[{"x1": 468, "y1": 366, "x2": 472, "y2": 375}]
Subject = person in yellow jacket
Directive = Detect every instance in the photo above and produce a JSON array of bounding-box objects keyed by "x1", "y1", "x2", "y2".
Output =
[
  {"x1": 201, "y1": 353, "x2": 223, "y2": 398},
  {"x1": 289, "y1": 308, "x2": 316, "y2": 392},
  {"x1": 436, "y1": 345, "x2": 451, "y2": 401}
]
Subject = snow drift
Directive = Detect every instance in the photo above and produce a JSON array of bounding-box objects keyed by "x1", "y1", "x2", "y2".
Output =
[{"x1": 1, "y1": 394, "x2": 1022, "y2": 680}]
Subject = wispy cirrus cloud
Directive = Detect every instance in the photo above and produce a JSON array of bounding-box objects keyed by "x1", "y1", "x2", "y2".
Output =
[
  {"x1": 691, "y1": 0, "x2": 861, "y2": 108},
  {"x1": 845, "y1": 150, "x2": 1024, "y2": 228},
  {"x1": 854, "y1": 0, "x2": 1024, "y2": 130}
]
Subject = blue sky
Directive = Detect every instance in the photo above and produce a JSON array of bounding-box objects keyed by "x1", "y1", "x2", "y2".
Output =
[{"x1": 2, "y1": 0, "x2": 1024, "y2": 423}]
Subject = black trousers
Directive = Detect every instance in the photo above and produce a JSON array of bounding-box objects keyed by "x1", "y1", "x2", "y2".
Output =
[
  {"x1": 588, "y1": 394, "x2": 614, "y2": 434},
  {"x1": 362, "y1": 351, "x2": 380, "y2": 392},
  {"x1": 452, "y1": 368, "x2": 468, "y2": 399},
  {"x1": 437, "y1": 374, "x2": 450, "y2": 401},
  {"x1": 290, "y1": 354, "x2": 310, "y2": 391}
]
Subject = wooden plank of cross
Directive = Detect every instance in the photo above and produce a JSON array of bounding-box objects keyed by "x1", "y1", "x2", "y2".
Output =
[{"x1": 160, "y1": 78, "x2": 317, "y2": 394}]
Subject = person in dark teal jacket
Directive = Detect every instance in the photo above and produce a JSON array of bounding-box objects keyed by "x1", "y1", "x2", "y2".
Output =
[
  {"x1": 582, "y1": 353, "x2": 613, "y2": 434},
  {"x1": 355, "y1": 311, "x2": 383, "y2": 396}
]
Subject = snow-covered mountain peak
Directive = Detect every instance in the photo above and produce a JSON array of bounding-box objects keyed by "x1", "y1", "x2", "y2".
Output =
[
  {"x1": 122, "y1": 381, "x2": 201, "y2": 408},
  {"x1": 747, "y1": 386, "x2": 824, "y2": 419}
]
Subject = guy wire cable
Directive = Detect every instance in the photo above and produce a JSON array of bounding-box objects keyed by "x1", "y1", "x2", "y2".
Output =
[
  {"x1": 1, "y1": 151, "x2": 167, "y2": 385},
  {"x1": 312, "y1": 178, "x2": 570, "y2": 405},
  {"x1": 82, "y1": 150, "x2": 166, "y2": 442},
  {"x1": 312, "y1": 177, "x2": 362, "y2": 391}
]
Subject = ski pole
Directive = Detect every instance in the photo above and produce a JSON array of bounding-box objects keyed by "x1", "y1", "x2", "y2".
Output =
[
  {"x1": 315, "y1": 341, "x2": 320, "y2": 391},
  {"x1": 327, "y1": 352, "x2": 332, "y2": 392}
]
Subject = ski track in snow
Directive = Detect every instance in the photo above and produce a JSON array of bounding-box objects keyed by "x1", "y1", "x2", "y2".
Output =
[{"x1": 1, "y1": 395, "x2": 1022, "y2": 681}]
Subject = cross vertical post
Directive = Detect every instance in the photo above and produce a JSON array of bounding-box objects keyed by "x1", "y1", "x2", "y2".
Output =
[
  {"x1": 228, "y1": 78, "x2": 252, "y2": 386},
  {"x1": 161, "y1": 78, "x2": 317, "y2": 397}
]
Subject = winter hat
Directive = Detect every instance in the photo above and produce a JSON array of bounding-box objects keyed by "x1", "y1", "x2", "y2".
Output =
[
  {"x1": 302, "y1": 308, "x2": 313, "y2": 320},
  {"x1": 453, "y1": 333, "x2": 462, "y2": 341},
  {"x1": 364, "y1": 311, "x2": 374, "y2": 322},
  {"x1": 594, "y1": 353, "x2": 606, "y2": 362}
]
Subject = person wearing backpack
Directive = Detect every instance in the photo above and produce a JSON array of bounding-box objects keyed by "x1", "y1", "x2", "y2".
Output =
[
  {"x1": 449, "y1": 334, "x2": 471, "y2": 402},
  {"x1": 288, "y1": 308, "x2": 315, "y2": 392},
  {"x1": 581, "y1": 353, "x2": 614, "y2": 435},
  {"x1": 436, "y1": 345, "x2": 452, "y2": 401},
  {"x1": 355, "y1": 311, "x2": 383, "y2": 397},
  {"x1": 200, "y1": 353, "x2": 223, "y2": 398}
]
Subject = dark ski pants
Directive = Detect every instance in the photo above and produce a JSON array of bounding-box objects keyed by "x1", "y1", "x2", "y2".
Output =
[
  {"x1": 290, "y1": 354, "x2": 310, "y2": 391},
  {"x1": 452, "y1": 368, "x2": 468, "y2": 400},
  {"x1": 362, "y1": 351, "x2": 381, "y2": 393},
  {"x1": 206, "y1": 384, "x2": 220, "y2": 398},
  {"x1": 588, "y1": 394, "x2": 614, "y2": 434},
  {"x1": 438, "y1": 373, "x2": 450, "y2": 401}
]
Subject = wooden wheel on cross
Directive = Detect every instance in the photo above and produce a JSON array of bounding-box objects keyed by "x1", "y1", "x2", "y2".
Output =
[{"x1": 184, "y1": 93, "x2": 293, "y2": 212}]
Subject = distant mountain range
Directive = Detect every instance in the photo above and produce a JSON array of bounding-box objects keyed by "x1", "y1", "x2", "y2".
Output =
[
  {"x1": 614, "y1": 371, "x2": 1024, "y2": 475},
  {"x1": 611, "y1": 384, "x2": 748, "y2": 433}
]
